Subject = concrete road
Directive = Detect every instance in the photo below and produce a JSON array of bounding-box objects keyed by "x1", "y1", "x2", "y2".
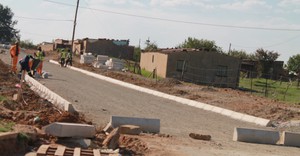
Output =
[{"x1": 1, "y1": 52, "x2": 298, "y2": 156}]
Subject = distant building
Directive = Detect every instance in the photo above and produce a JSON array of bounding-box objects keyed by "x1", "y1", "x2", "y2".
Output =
[
  {"x1": 240, "y1": 60, "x2": 284, "y2": 80},
  {"x1": 73, "y1": 38, "x2": 134, "y2": 60},
  {"x1": 54, "y1": 39, "x2": 71, "y2": 50},
  {"x1": 39, "y1": 42, "x2": 54, "y2": 52},
  {"x1": 140, "y1": 48, "x2": 241, "y2": 88}
]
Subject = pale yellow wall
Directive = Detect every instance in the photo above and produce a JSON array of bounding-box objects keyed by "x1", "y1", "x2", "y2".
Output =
[{"x1": 140, "y1": 52, "x2": 168, "y2": 78}]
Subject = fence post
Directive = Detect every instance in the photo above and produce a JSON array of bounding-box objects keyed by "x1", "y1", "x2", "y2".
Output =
[
  {"x1": 181, "y1": 60, "x2": 186, "y2": 81},
  {"x1": 265, "y1": 76, "x2": 268, "y2": 97},
  {"x1": 250, "y1": 71, "x2": 253, "y2": 94}
]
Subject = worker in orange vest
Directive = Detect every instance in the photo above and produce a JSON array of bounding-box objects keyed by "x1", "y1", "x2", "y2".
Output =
[{"x1": 10, "y1": 41, "x2": 20, "y2": 74}]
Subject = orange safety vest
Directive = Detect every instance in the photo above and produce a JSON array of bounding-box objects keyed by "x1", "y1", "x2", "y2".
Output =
[{"x1": 10, "y1": 45, "x2": 20, "y2": 57}]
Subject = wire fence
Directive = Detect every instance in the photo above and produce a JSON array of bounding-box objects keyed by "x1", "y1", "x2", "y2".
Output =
[
  {"x1": 127, "y1": 60, "x2": 299, "y2": 103},
  {"x1": 171, "y1": 65, "x2": 299, "y2": 103}
]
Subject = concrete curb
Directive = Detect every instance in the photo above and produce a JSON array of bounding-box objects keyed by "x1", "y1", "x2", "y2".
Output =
[
  {"x1": 49, "y1": 60, "x2": 271, "y2": 126},
  {"x1": 25, "y1": 75, "x2": 76, "y2": 112},
  {"x1": 42, "y1": 122, "x2": 96, "y2": 138},
  {"x1": 110, "y1": 116, "x2": 160, "y2": 133},
  {"x1": 233, "y1": 127, "x2": 280, "y2": 145},
  {"x1": 282, "y1": 131, "x2": 300, "y2": 147}
]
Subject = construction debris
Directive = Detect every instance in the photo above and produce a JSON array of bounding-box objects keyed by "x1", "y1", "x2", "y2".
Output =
[
  {"x1": 104, "y1": 116, "x2": 160, "y2": 134},
  {"x1": 42, "y1": 122, "x2": 96, "y2": 138},
  {"x1": 189, "y1": 133, "x2": 211, "y2": 141},
  {"x1": 80, "y1": 53, "x2": 95, "y2": 64},
  {"x1": 119, "y1": 125, "x2": 141, "y2": 135},
  {"x1": 102, "y1": 128, "x2": 120, "y2": 150},
  {"x1": 34, "y1": 144, "x2": 119, "y2": 156}
]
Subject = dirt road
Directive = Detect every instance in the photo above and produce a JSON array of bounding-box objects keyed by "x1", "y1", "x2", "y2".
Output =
[{"x1": 1, "y1": 52, "x2": 299, "y2": 155}]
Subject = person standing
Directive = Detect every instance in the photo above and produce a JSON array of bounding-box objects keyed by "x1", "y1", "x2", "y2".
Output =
[
  {"x1": 65, "y1": 49, "x2": 72, "y2": 67},
  {"x1": 10, "y1": 41, "x2": 20, "y2": 74},
  {"x1": 60, "y1": 48, "x2": 67, "y2": 67},
  {"x1": 36, "y1": 47, "x2": 45, "y2": 75}
]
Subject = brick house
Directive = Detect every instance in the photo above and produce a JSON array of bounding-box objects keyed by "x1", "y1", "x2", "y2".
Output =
[
  {"x1": 140, "y1": 48, "x2": 241, "y2": 88},
  {"x1": 54, "y1": 39, "x2": 71, "y2": 50},
  {"x1": 39, "y1": 42, "x2": 54, "y2": 52},
  {"x1": 72, "y1": 38, "x2": 134, "y2": 60}
]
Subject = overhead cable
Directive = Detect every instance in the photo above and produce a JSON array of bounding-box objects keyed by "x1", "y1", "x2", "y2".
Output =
[
  {"x1": 44, "y1": 0, "x2": 300, "y2": 32},
  {"x1": 15, "y1": 16, "x2": 72, "y2": 22}
]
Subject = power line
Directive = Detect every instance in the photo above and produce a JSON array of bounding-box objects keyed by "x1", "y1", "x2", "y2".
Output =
[
  {"x1": 22, "y1": 31, "x2": 59, "y2": 38},
  {"x1": 15, "y1": 16, "x2": 72, "y2": 22},
  {"x1": 44, "y1": 0, "x2": 300, "y2": 32},
  {"x1": 232, "y1": 34, "x2": 300, "y2": 49}
]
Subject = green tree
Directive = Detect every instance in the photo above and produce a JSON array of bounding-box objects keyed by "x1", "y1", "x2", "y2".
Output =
[
  {"x1": 19, "y1": 40, "x2": 36, "y2": 49},
  {"x1": 228, "y1": 49, "x2": 251, "y2": 59},
  {"x1": 0, "y1": 3, "x2": 19, "y2": 43},
  {"x1": 144, "y1": 41, "x2": 158, "y2": 52},
  {"x1": 287, "y1": 54, "x2": 300, "y2": 74},
  {"x1": 178, "y1": 37, "x2": 223, "y2": 53},
  {"x1": 133, "y1": 47, "x2": 141, "y2": 62},
  {"x1": 255, "y1": 48, "x2": 280, "y2": 78}
]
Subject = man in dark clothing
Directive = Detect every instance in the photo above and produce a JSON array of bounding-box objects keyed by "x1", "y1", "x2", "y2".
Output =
[{"x1": 19, "y1": 55, "x2": 34, "y2": 77}]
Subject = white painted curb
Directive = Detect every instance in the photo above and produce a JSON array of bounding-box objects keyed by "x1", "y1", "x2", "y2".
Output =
[
  {"x1": 49, "y1": 60, "x2": 272, "y2": 126},
  {"x1": 25, "y1": 75, "x2": 76, "y2": 112}
]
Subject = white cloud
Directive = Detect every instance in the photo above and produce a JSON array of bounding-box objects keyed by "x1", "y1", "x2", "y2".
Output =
[
  {"x1": 220, "y1": 0, "x2": 272, "y2": 11},
  {"x1": 278, "y1": 0, "x2": 300, "y2": 7}
]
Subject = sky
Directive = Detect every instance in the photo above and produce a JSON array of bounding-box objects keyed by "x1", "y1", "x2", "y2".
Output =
[{"x1": 1, "y1": 0, "x2": 300, "y2": 63}]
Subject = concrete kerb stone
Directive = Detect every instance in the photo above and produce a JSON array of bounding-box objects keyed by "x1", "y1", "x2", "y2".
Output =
[
  {"x1": 253, "y1": 118, "x2": 272, "y2": 127},
  {"x1": 211, "y1": 107, "x2": 224, "y2": 114},
  {"x1": 241, "y1": 114, "x2": 257, "y2": 123},
  {"x1": 230, "y1": 112, "x2": 245, "y2": 120},
  {"x1": 25, "y1": 75, "x2": 76, "y2": 113},
  {"x1": 43, "y1": 122, "x2": 96, "y2": 138},
  {"x1": 220, "y1": 109, "x2": 234, "y2": 117},
  {"x1": 49, "y1": 60, "x2": 272, "y2": 127},
  {"x1": 282, "y1": 131, "x2": 300, "y2": 147},
  {"x1": 233, "y1": 127, "x2": 280, "y2": 145},
  {"x1": 110, "y1": 116, "x2": 160, "y2": 133}
]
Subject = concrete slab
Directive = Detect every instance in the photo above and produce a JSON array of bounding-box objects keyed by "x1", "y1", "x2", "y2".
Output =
[
  {"x1": 43, "y1": 122, "x2": 96, "y2": 138},
  {"x1": 110, "y1": 116, "x2": 160, "y2": 133},
  {"x1": 233, "y1": 127, "x2": 280, "y2": 145},
  {"x1": 283, "y1": 131, "x2": 300, "y2": 147}
]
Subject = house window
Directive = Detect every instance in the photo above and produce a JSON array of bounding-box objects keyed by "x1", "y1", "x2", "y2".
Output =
[
  {"x1": 152, "y1": 55, "x2": 154, "y2": 63},
  {"x1": 176, "y1": 60, "x2": 187, "y2": 72},
  {"x1": 216, "y1": 65, "x2": 228, "y2": 77}
]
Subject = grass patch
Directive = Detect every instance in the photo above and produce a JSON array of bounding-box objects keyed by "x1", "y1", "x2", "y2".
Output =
[
  {"x1": 239, "y1": 78, "x2": 300, "y2": 104},
  {"x1": 0, "y1": 95, "x2": 7, "y2": 102},
  {"x1": 0, "y1": 121, "x2": 15, "y2": 132}
]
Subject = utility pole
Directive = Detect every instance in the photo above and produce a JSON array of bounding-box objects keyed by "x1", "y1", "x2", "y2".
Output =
[
  {"x1": 71, "y1": 0, "x2": 80, "y2": 55},
  {"x1": 228, "y1": 43, "x2": 232, "y2": 54}
]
